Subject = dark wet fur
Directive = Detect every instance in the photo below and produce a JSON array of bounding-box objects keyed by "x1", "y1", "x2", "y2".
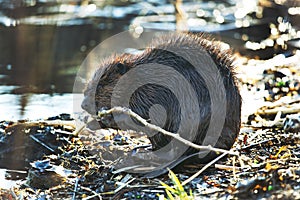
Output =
[{"x1": 82, "y1": 32, "x2": 242, "y2": 175}]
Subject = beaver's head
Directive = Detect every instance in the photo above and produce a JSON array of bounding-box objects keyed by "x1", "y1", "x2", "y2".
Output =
[{"x1": 81, "y1": 57, "x2": 130, "y2": 116}]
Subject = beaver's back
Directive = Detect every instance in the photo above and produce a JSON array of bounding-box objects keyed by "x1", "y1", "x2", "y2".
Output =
[{"x1": 81, "y1": 32, "x2": 241, "y2": 176}]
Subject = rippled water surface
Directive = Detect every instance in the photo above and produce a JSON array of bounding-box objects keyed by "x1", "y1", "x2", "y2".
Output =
[
  {"x1": 0, "y1": 92, "x2": 74, "y2": 120},
  {"x1": 0, "y1": 0, "x2": 299, "y2": 119}
]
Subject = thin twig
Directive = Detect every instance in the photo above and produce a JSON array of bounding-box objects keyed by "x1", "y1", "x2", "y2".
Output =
[
  {"x1": 112, "y1": 165, "x2": 142, "y2": 174},
  {"x1": 240, "y1": 138, "x2": 277, "y2": 150},
  {"x1": 6, "y1": 169, "x2": 27, "y2": 174},
  {"x1": 73, "y1": 123, "x2": 86, "y2": 136},
  {"x1": 98, "y1": 107, "x2": 238, "y2": 156},
  {"x1": 114, "y1": 178, "x2": 136, "y2": 193},
  {"x1": 10, "y1": 187, "x2": 18, "y2": 199},
  {"x1": 257, "y1": 103, "x2": 300, "y2": 115},
  {"x1": 72, "y1": 177, "x2": 79, "y2": 200},
  {"x1": 82, "y1": 194, "x2": 103, "y2": 200},
  {"x1": 30, "y1": 135, "x2": 55, "y2": 153},
  {"x1": 181, "y1": 152, "x2": 228, "y2": 186},
  {"x1": 80, "y1": 186, "x2": 103, "y2": 200},
  {"x1": 214, "y1": 163, "x2": 240, "y2": 171},
  {"x1": 233, "y1": 156, "x2": 237, "y2": 181}
]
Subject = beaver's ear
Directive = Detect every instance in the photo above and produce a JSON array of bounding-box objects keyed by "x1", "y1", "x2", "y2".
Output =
[{"x1": 116, "y1": 63, "x2": 128, "y2": 75}]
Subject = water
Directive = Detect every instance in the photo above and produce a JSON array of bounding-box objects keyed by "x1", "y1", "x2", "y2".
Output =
[
  {"x1": 0, "y1": 0, "x2": 298, "y2": 120},
  {"x1": 0, "y1": 3, "x2": 130, "y2": 187},
  {"x1": 0, "y1": 2, "x2": 134, "y2": 120},
  {"x1": 0, "y1": 92, "x2": 74, "y2": 120}
]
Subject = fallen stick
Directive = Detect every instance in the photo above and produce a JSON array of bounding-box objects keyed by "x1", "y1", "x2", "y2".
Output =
[
  {"x1": 97, "y1": 107, "x2": 239, "y2": 156},
  {"x1": 181, "y1": 152, "x2": 228, "y2": 186}
]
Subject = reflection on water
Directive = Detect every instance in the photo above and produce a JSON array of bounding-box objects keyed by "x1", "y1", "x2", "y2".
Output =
[
  {"x1": 0, "y1": 22, "x2": 126, "y2": 93},
  {"x1": 0, "y1": 21, "x2": 120, "y2": 118},
  {"x1": 0, "y1": 0, "x2": 139, "y2": 95},
  {"x1": 0, "y1": 0, "x2": 299, "y2": 120},
  {"x1": 0, "y1": 1, "x2": 136, "y2": 119},
  {"x1": 0, "y1": 92, "x2": 74, "y2": 120}
]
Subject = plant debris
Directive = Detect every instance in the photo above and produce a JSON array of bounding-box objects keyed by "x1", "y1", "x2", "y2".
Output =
[{"x1": 1, "y1": 52, "x2": 300, "y2": 199}]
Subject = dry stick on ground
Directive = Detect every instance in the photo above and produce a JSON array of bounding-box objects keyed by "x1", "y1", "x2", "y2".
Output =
[
  {"x1": 181, "y1": 152, "x2": 229, "y2": 186},
  {"x1": 98, "y1": 106, "x2": 239, "y2": 156},
  {"x1": 257, "y1": 103, "x2": 300, "y2": 116},
  {"x1": 30, "y1": 135, "x2": 55, "y2": 153},
  {"x1": 10, "y1": 188, "x2": 17, "y2": 199},
  {"x1": 241, "y1": 137, "x2": 277, "y2": 151},
  {"x1": 72, "y1": 177, "x2": 79, "y2": 200},
  {"x1": 97, "y1": 107, "x2": 240, "y2": 185},
  {"x1": 80, "y1": 185, "x2": 103, "y2": 200},
  {"x1": 80, "y1": 175, "x2": 136, "y2": 199},
  {"x1": 233, "y1": 155, "x2": 237, "y2": 181}
]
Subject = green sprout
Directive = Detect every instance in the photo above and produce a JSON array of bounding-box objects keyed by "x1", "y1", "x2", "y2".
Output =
[{"x1": 159, "y1": 169, "x2": 194, "y2": 200}]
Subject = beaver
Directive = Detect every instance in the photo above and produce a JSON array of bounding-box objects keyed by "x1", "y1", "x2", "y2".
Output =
[{"x1": 81, "y1": 32, "x2": 241, "y2": 176}]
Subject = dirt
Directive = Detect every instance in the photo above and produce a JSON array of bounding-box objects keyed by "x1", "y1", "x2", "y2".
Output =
[{"x1": 0, "y1": 51, "x2": 300, "y2": 199}]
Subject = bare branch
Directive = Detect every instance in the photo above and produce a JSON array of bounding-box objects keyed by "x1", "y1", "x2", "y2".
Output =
[{"x1": 97, "y1": 106, "x2": 238, "y2": 156}]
